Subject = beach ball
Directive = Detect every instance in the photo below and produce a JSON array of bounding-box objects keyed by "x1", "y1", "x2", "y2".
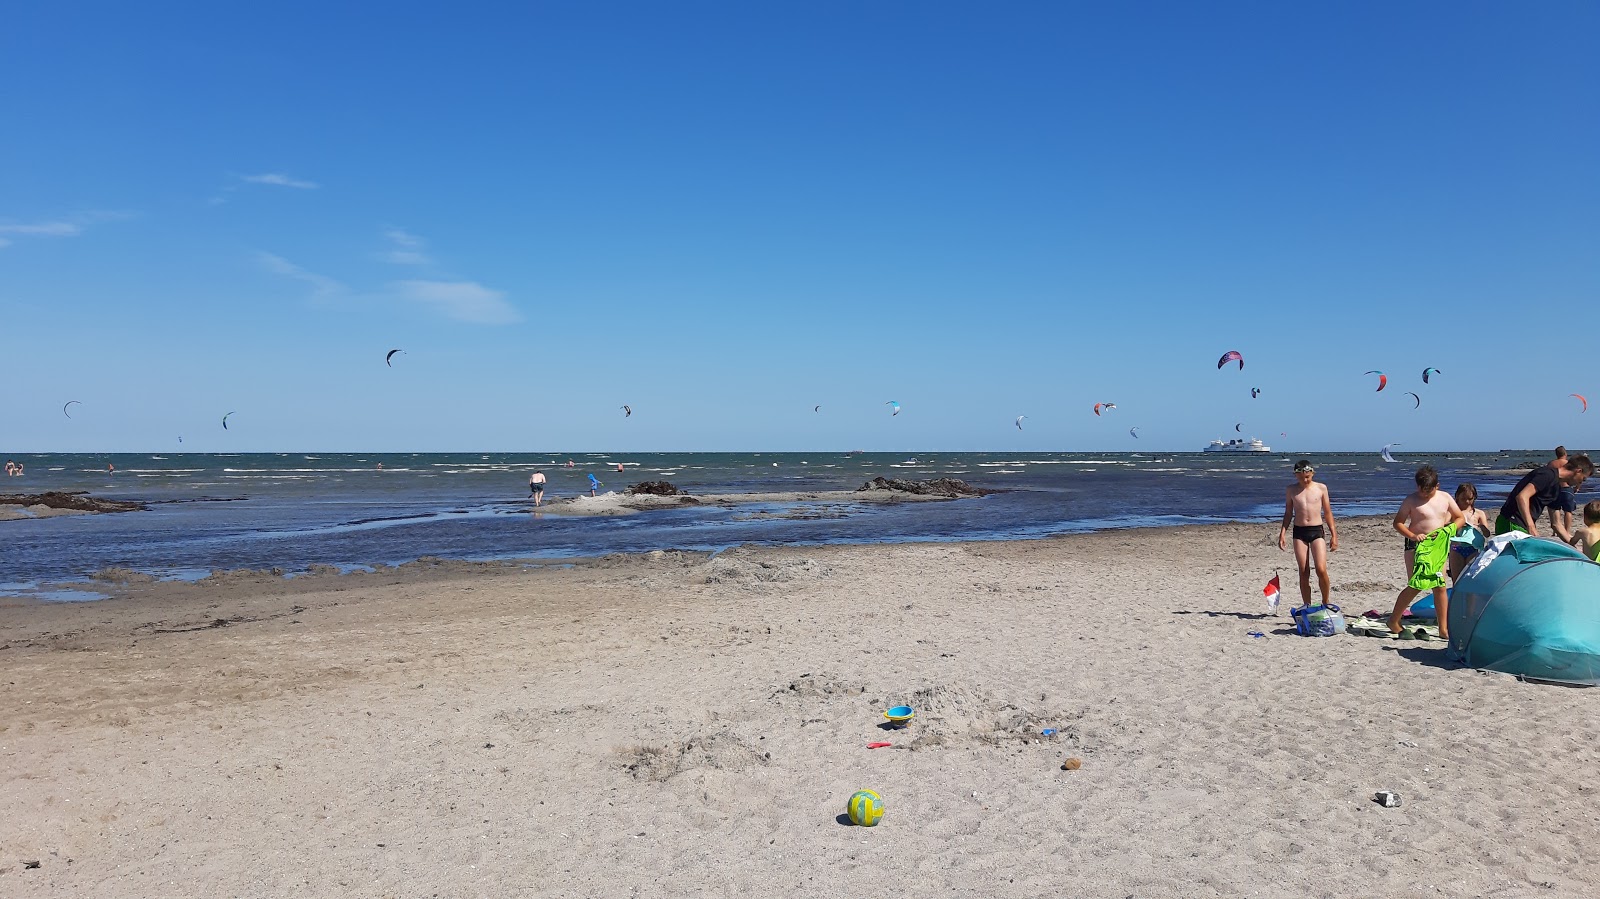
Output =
[{"x1": 847, "y1": 789, "x2": 885, "y2": 827}]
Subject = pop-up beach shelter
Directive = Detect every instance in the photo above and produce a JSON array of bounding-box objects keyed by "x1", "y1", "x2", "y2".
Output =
[{"x1": 1448, "y1": 536, "x2": 1600, "y2": 685}]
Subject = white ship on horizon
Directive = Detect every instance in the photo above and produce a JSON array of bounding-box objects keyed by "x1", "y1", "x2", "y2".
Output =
[{"x1": 1203, "y1": 437, "x2": 1271, "y2": 453}]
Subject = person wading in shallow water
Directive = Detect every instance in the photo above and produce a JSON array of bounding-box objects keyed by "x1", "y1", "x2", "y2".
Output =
[{"x1": 529, "y1": 470, "x2": 547, "y2": 506}]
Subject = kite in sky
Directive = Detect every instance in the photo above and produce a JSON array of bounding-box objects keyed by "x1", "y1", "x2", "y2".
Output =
[
  {"x1": 1404, "y1": 392, "x2": 1420, "y2": 409},
  {"x1": 222, "y1": 412, "x2": 236, "y2": 430},
  {"x1": 1217, "y1": 350, "x2": 1243, "y2": 371},
  {"x1": 62, "y1": 400, "x2": 81, "y2": 418},
  {"x1": 1365, "y1": 370, "x2": 1388, "y2": 392},
  {"x1": 1235, "y1": 422, "x2": 1243, "y2": 433},
  {"x1": 621, "y1": 405, "x2": 632, "y2": 418},
  {"x1": 1251, "y1": 388, "x2": 1261, "y2": 399},
  {"x1": 886, "y1": 401, "x2": 900, "y2": 416},
  {"x1": 813, "y1": 405, "x2": 820, "y2": 412},
  {"x1": 1129, "y1": 427, "x2": 1140, "y2": 439},
  {"x1": 1093, "y1": 403, "x2": 1117, "y2": 416},
  {"x1": 1382, "y1": 443, "x2": 1400, "y2": 463},
  {"x1": 1015, "y1": 415, "x2": 1026, "y2": 430},
  {"x1": 1573, "y1": 394, "x2": 1588, "y2": 413},
  {"x1": 386, "y1": 349, "x2": 403, "y2": 367},
  {"x1": 1422, "y1": 367, "x2": 1440, "y2": 384}
]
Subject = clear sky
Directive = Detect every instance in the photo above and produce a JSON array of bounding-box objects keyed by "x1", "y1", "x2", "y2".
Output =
[{"x1": 3, "y1": 2, "x2": 1596, "y2": 453}]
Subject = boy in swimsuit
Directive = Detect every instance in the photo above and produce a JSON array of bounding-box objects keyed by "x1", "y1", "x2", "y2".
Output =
[
  {"x1": 1448, "y1": 483, "x2": 1492, "y2": 583},
  {"x1": 1389, "y1": 465, "x2": 1466, "y2": 638},
  {"x1": 1278, "y1": 460, "x2": 1337, "y2": 607},
  {"x1": 1579, "y1": 501, "x2": 1600, "y2": 563}
]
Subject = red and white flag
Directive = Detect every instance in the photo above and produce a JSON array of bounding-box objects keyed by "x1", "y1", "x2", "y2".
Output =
[{"x1": 1263, "y1": 574, "x2": 1281, "y2": 612}]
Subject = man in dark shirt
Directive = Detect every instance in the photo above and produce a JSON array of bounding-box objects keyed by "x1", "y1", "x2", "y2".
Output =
[{"x1": 1497, "y1": 454, "x2": 1594, "y2": 541}]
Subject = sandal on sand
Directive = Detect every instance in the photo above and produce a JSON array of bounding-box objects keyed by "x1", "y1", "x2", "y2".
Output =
[
  {"x1": 1413, "y1": 629, "x2": 1432, "y2": 642},
  {"x1": 1397, "y1": 629, "x2": 1415, "y2": 641}
]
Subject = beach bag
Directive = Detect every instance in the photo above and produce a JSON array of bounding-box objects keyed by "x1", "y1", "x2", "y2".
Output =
[{"x1": 1290, "y1": 603, "x2": 1346, "y2": 637}]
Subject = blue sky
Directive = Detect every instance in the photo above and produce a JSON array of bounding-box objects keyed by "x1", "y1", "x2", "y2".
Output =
[{"x1": 3, "y1": 2, "x2": 1596, "y2": 452}]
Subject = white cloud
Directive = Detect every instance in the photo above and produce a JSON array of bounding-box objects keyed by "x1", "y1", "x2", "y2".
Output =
[
  {"x1": 242, "y1": 173, "x2": 319, "y2": 189},
  {"x1": 0, "y1": 221, "x2": 82, "y2": 237},
  {"x1": 257, "y1": 251, "x2": 346, "y2": 298},
  {"x1": 394, "y1": 279, "x2": 519, "y2": 324},
  {"x1": 380, "y1": 227, "x2": 432, "y2": 265},
  {"x1": 0, "y1": 210, "x2": 133, "y2": 246}
]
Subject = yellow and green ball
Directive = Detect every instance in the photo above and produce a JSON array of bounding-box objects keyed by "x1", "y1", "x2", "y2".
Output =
[{"x1": 847, "y1": 789, "x2": 885, "y2": 827}]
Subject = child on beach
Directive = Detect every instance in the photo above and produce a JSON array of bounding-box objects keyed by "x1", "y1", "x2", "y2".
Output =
[
  {"x1": 1389, "y1": 465, "x2": 1466, "y2": 638},
  {"x1": 587, "y1": 473, "x2": 602, "y2": 497},
  {"x1": 1448, "y1": 483, "x2": 1492, "y2": 583},
  {"x1": 1578, "y1": 501, "x2": 1600, "y2": 563},
  {"x1": 1277, "y1": 460, "x2": 1337, "y2": 607}
]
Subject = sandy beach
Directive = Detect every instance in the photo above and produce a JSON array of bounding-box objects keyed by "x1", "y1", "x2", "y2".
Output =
[{"x1": 3, "y1": 515, "x2": 1597, "y2": 898}]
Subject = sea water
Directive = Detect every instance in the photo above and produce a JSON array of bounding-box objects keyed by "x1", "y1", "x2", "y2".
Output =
[{"x1": 0, "y1": 450, "x2": 1548, "y2": 589}]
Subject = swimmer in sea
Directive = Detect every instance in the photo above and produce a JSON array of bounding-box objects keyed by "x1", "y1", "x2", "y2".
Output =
[{"x1": 1277, "y1": 459, "x2": 1338, "y2": 607}]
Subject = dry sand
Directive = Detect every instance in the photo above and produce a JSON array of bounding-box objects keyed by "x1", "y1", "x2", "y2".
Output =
[{"x1": 2, "y1": 516, "x2": 1597, "y2": 897}]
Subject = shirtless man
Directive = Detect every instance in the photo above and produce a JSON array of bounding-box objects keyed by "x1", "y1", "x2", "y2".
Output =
[
  {"x1": 529, "y1": 469, "x2": 547, "y2": 506},
  {"x1": 1389, "y1": 465, "x2": 1466, "y2": 638},
  {"x1": 1278, "y1": 460, "x2": 1338, "y2": 607}
]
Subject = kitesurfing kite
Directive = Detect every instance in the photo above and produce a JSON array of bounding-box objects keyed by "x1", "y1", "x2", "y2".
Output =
[
  {"x1": 1093, "y1": 403, "x2": 1117, "y2": 416},
  {"x1": 1382, "y1": 443, "x2": 1400, "y2": 463},
  {"x1": 1217, "y1": 350, "x2": 1244, "y2": 371},
  {"x1": 1365, "y1": 370, "x2": 1388, "y2": 392},
  {"x1": 886, "y1": 401, "x2": 901, "y2": 416},
  {"x1": 222, "y1": 412, "x2": 236, "y2": 430},
  {"x1": 1573, "y1": 393, "x2": 1588, "y2": 413},
  {"x1": 385, "y1": 349, "x2": 403, "y2": 367},
  {"x1": 62, "y1": 400, "x2": 81, "y2": 418},
  {"x1": 1015, "y1": 416, "x2": 1026, "y2": 430},
  {"x1": 1422, "y1": 367, "x2": 1440, "y2": 384},
  {"x1": 1129, "y1": 427, "x2": 1140, "y2": 439},
  {"x1": 1251, "y1": 388, "x2": 1261, "y2": 399},
  {"x1": 1235, "y1": 422, "x2": 1243, "y2": 433},
  {"x1": 813, "y1": 405, "x2": 821, "y2": 413},
  {"x1": 1404, "y1": 392, "x2": 1420, "y2": 409},
  {"x1": 621, "y1": 405, "x2": 632, "y2": 418}
]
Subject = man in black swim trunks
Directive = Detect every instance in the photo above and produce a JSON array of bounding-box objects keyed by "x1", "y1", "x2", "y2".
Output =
[
  {"x1": 1497, "y1": 454, "x2": 1593, "y2": 542},
  {"x1": 1278, "y1": 460, "x2": 1338, "y2": 607}
]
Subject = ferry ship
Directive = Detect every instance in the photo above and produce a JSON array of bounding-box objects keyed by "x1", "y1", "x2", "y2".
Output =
[{"x1": 1203, "y1": 437, "x2": 1271, "y2": 453}]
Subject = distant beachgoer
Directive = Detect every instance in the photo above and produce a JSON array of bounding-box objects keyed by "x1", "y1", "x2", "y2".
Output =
[
  {"x1": 529, "y1": 470, "x2": 547, "y2": 506},
  {"x1": 566, "y1": 460, "x2": 575, "y2": 469},
  {"x1": 377, "y1": 462, "x2": 383, "y2": 471},
  {"x1": 107, "y1": 463, "x2": 115, "y2": 475},
  {"x1": 1390, "y1": 465, "x2": 1465, "y2": 638},
  {"x1": 615, "y1": 463, "x2": 624, "y2": 473},
  {"x1": 1278, "y1": 459, "x2": 1337, "y2": 607},
  {"x1": 587, "y1": 473, "x2": 602, "y2": 497},
  {"x1": 4, "y1": 460, "x2": 14, "y2": 477},
  {"x1": 1497, "y1": 454, "x2": 1593, "y2": 542},
  {"x1": 1448, "y1": 483, "x2": 1492, "y2": 583},
  {"x1": 1579, "y1": 501, "x2": 1600, "y2": 563}
]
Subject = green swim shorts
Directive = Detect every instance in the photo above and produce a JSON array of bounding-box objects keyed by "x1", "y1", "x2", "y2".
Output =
[
  {"x1": 1494, "y1": 514, "x2": 1528, "y2": 537},
  {"x1": 1408, "y1": 523, "x2": 1459, "y2": 591}
]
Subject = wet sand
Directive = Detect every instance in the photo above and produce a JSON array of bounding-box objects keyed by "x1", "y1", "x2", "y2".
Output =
[{"x1": 2, "y1": 516, "x2": 1596, "y2": 897}]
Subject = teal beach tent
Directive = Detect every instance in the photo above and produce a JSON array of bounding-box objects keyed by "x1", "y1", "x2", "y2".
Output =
[{"x1": 1448, "y1": 537, "x2": 1600, "y2": 685}]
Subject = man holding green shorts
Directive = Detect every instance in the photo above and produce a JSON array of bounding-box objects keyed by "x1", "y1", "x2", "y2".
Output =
[{"x1": 1496, "y1": 454, "x2": 1593, "y2": 543}]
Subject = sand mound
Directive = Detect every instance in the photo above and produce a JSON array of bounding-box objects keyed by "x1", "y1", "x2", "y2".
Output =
[{"x1": 620, "y1": 731, "x2": 771, "y2": 782}]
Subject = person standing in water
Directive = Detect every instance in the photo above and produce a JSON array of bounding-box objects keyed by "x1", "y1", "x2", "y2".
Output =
[
  {"x1": 1278, "y1": 459, "x2": 1338, "y2": 607},
  {"x1": 529, "y1": 469, "x2": 547, "y2": 506}
]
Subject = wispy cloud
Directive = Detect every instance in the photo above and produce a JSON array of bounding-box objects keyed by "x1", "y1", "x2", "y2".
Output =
[
  {"x1": 257, "y1": 251, "x2": 346, "y2": 299},
  {"x1": 0, "y1": 210, "x2": 133, "y2": 248},
  {"x1": 211, "y1": 172, "x2": 320, "y2": 204},
  {"x1": 242, "y1": 172, "x2": 319, "y2": 190},
  {"x1": 394, "y1": 280, "x2": 520, "y2": 324},
  {"x1": 379, "y1": 227, "x2": 432, "y2": 265}
]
